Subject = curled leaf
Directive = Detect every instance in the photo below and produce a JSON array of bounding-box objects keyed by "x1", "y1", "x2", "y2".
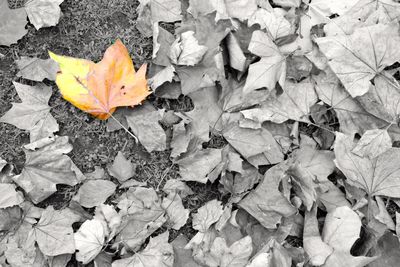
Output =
[
  {"x1": 162, "y1": 192, "x2": 189, "y2": 230},
  {"x1": 25, "y1": 0, "x2": 64, "y2": 30},
  {"x1": 193, "y1": 199, "x2": 224, "y2": 232},
  {"x1": 170, "y1": 31, "x2": 208, "y2": 66}
]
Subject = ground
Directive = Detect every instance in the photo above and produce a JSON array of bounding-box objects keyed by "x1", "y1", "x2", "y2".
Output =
[{"x1": 0, "y1": 0, "x2": 219, "y2": 245}]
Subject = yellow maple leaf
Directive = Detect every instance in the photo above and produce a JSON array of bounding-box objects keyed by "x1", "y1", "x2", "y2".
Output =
[{"x1": 49, "y1": 39, "x2": 151, "y2": 120}]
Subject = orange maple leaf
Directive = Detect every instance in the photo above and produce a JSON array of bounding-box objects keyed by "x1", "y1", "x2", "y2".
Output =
[{"x1": 49, "y1": 40, "x2": 151, "y2": 120}]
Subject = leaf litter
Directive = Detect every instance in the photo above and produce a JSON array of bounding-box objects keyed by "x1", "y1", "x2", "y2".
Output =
[{"x1": 2, "y1": 0, "x2": 400, "y2": 266}]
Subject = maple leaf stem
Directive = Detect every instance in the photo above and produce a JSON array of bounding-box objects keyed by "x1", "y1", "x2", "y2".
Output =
[
  {"x1": 367, "y1": 195, "x2": 373, "y2": 223},
  {"x1": 156, "y1": 165, "x2": 173, "y2": 191},
  {"x1": 108, "y1": 113, "x2": 138, "y2": 143}
]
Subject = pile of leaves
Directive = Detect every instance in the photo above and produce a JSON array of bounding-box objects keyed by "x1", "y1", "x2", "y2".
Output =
[{"x1": 2, "y1": 0, "x2": 400, "y2": 266}]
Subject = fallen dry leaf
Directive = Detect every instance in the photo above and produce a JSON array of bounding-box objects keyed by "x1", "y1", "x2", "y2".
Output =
[
  {"x1": 192, "y1": 199, "x2": 224, "y2": 232},
  {"x1": 243, "y1": 30, "x2": 286, "y2": 93},
  {"x1": 223, "y1": 123, "x2": 284, "y2": 166},
  {"x1": 72, "y1": 180, "x2": 116, "y2": 208},
  {"x1": 371, "y1": 196, "x2": 395, "y2": 232},
  {"x1": 0, "y1": 82, "x2": 59, "y2": 142},
  {"x1": 292, "y1": 141, "x2": 335, "y2": 183},
  {"x1": 35, "y1": 206, "x2": 81, "y2": 256},
  {"x1": 75, "y1": 219, "x2": 106, "y2": 264},
  {"x1": 187, "y1": 0, "x2": 229, "y2": 21},
  {"x1": 272, "y1": 0, "x2": 300, "y2": 7},
  {"x1": 334, "y1": 132, "x2": 400, "y2": 198},
  {"x1": 170, "y1": 31, "x2": 208, "y2": 66},
  {"x1": 16, "y1": 56, "x2": 59, "y2": 81},
  {"x1": 206, "y1": 235, "x2": 253, "y2": 267},
  {"x1": 368, "y1": 232, "x2": 400, "y2": 267},
  {"x1": 357, "y1": 73, "x2": 400, "y2": 124},
  {"x1": 112, "y1": 231, "x2": 173, "y2": 267},
  {"x1": 94, "y1": 204, "x2": 122, "y2": 241},
  {"x1": 288, "y1": 163, "x2": 317, "y2": 211},
  {"x1": 175, "y1": 14, "x2": 230, "y2": 94},
  {"x1": 306, "y1": 0, "x2": 358, "y2": 26},
  {"x1": 246, "y1": 239, "x2": 292, "y2": 267},
  {"x1": 116, "y1": 187, "x2": 166, "y2": 250},
  {"x1": 107, "y1": 151, "x2": 136, "y2": 182},
  {"x1": 12, "y1": 136, "x2": 82, "y2": 203},
  {"x1": 239, "y1": 162, "x2": 297, "y2": 228},
  {"x1": 313, "y1": 68, "x2": 394, "y2": 137},
  {"x1": 241, "y1": 78, "x2": 317, "y2": 124},
  {"x1": 0, "y1": 0, "x2": 27, "y2": 46},
  {"x1": 171, "y1": 235, "x2": 201, "y2": 267},
  {"x1": 0, "y1": 184, "x2": 24, "y2": 208},
  {"x1": 324, "y1": 0, "x2": 400, "y2": 35},
  {"x1": 322, "y1": 207, "x2": 376, "y2": 267},
  {"x1": 0, "y1": 207, "x2": 22, "y2": 232},
  {"x1": 286, "y1": 56, "x2": 313, "y2": 81},
  {"x1": 248, "y1": 7, "x2": 291, "y2": 40},
  {"x1": 226, "y1": 32, "x2": 246, "y2": 71},
  {"x1": 303, "y1": 206, "x2": 333, "y2": 266},
  {"x1": 316, "y1": 23, "x2": 400, "y2": 97},
  {"x1": 125, "y1": 102, "x2": 166, "y2": 152},
  {"x1": 94, "y1": 252, "x2": 112, "y2": 267},
  {"x1": 176, "y1": 148, "x2": 222, "y2": 183},
  {"x1": 185, "y1": 229, "x2": 219, "y2": 265},
  {"x1": 49, "y1": 39, "x2": 151, "y2": 120},
  {"x1": 162, "y1": 179, "x2": 194, "y2": 198},
  {"x1": 162, "y1": 192, "x2": 189, "y2": 230},
  {"x1": 224, "y1": 0, "x2": 257, "y2": 21},
  {"x1": 170, "y1": 121, "x2": 190, "y2": 158},
  {"x1": 136, "y1": 0, "x2": 182, "y2": 37},
  {"x1": 318, "y1": 182, "x2": 351, "y2": 213},
  {"x1": 150, "y1": 0, "x2": 182, "y2": 23},
  {"x1": 188, "y1": 0, "x2": 258, "y2": 22},
  {"x1": 186, "y1": 86, "x2": 223, "y2": 143},
  {"x1": 152, "y1": 24, "x2": 176, "y2": 66},
  {"x1": 25, "y1": 0, "x2": 64, "y2": 30},
  {"x1": 149, "y1": 65, "x2": 175, "y2": 90},
  {"x1": 352, "y1": 129, "x2": 392, "y2": 158},
  {"x1": 303, "y1": 206, "x2": 375, "y2": 267},
  {"x1": 4, "y1": 222, "x2": 38, "y2": 266}
]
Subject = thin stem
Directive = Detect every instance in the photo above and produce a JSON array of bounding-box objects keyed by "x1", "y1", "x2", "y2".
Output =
[
  {"x1": 367, "y1": 195, "x2": 373, "y2": 224},
  {"x1": 156, "y1": 165, "x2": 173, "y2": 191},
  {"x1": 109, "y1": 113, "x2": 138, "y2": 143}
]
